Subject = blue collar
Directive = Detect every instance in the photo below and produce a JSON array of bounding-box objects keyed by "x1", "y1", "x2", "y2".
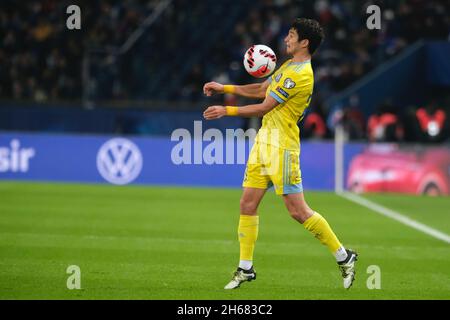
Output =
[{"x1": 289, "y1": 60, "x2": 311, "y2": 65}]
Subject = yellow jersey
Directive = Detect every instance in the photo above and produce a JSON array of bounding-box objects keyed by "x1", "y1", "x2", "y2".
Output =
[{"x1": 255, "y1": 59, "x2": 314, "y2": 151}]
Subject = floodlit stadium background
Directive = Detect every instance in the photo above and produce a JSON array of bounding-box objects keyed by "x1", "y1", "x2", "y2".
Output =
[{"x1": 0, "y1": 0, "x2": 449, "y2": 299}]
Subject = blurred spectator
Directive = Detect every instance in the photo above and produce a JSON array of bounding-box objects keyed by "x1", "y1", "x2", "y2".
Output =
[
  {"x1": 367, "y1": 102, "x2": 404, "y2": 142},
  {"x1": 415, "y1": 101, "x2": 447, "y2": 143},
  {"x1": 342, "y1": 95, "x2": 366, "y2": 140},
  {"x1": 180, "y1": 64, "x2": 206, "y2": 102},
  {"x1": 303, "y1": 104, "x2": 327, "y2": 140}
]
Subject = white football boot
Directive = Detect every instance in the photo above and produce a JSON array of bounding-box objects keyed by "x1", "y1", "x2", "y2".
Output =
[
  {"x1": 338, "y1": 249, "x2": 359, "y2": 289},
  {"x1": 224, "y1": 267, "x2": 256, "y2": 289}
]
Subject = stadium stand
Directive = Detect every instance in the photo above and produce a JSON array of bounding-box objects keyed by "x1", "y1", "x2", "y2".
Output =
[{"x1": 0, "y1": 0, "x2": 449, "y2": 141}]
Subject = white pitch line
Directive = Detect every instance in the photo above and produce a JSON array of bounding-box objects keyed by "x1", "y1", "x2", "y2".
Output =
[{"x1": 338, "y1": 192, "x2": 450, "y2": 244}]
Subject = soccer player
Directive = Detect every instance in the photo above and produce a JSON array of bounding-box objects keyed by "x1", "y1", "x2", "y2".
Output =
[{"x1": 203, "y1": 18, "x2": 358, "y2": 289}]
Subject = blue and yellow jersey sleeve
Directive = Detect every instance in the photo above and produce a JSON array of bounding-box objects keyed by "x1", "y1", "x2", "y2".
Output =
[{"x1": 268, "y1": 63, "x2": 310, "y2": 104}]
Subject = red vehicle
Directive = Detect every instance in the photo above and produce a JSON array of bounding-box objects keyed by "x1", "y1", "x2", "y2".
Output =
[{"x1": 347, "y1": 144, "x2": 450, "y2": 196}]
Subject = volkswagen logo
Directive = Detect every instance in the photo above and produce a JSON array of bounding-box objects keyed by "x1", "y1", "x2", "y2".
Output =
[{"x1": 96, "y1": 138, "x2": 143, "y2": 185}]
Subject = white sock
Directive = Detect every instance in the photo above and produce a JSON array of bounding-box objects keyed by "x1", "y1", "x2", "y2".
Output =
[
  {"x1": 335, "y1": 246, "x2": 348, "y2": 262},
  {"x1": 239, "y1": 260, "x2": 253, "y2": 270}
]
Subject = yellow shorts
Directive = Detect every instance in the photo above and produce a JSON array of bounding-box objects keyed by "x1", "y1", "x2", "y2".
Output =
[{"x1": 242, "y1": 142, "x2": 303, "y2": 195}]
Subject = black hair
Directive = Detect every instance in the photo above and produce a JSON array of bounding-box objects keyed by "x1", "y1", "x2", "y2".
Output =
[{"x1": 291, "y1": 18, "x2": 324, "y2": 55}]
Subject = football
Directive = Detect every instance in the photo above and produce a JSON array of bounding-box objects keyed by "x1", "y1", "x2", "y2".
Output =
[{"x1": 243, "y1": 44, "x2": 277, "y2": 78}]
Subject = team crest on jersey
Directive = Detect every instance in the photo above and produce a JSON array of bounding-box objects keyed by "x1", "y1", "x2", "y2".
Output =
[
  {"x1": 283, "y1": 78, "x2": 296, "y2": 89},
  {"x1": 275, "y1": 73, "x2": 282, "y2": 83}
]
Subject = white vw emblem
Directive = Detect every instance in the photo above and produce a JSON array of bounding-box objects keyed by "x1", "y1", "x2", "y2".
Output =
[{"x1": 96, "y1": 138, "x2": 143, "y2": 185}]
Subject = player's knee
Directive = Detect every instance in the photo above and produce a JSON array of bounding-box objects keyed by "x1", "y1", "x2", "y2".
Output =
[
  {"x1": 288, "y1": 209, "x2": 307, "y2": 223},
  {"x1": 285, "y1": 202, "x2": 313, "y2": 223},
  {"x1": 240, "y1": 198, "x2": 258, "y2": 215}
]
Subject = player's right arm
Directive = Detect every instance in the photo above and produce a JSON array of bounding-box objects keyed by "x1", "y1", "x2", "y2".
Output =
[{"x1": 203, "y1": 80, "x2": 270, "y2": 99}]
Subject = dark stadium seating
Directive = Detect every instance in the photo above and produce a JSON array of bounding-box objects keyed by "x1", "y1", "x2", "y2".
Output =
[{"x1": 0, "y1": 0, "x2": 449, "y2": 141}]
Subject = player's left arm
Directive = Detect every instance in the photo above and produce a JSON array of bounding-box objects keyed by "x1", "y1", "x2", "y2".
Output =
[{"x1": 203, "y1": 95, "x2": 279, "y2": 120}]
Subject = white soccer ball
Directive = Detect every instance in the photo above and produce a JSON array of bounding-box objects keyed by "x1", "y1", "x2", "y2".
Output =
[{"x1": 243, "y1": 44, "x2": 277, "y2": 78}]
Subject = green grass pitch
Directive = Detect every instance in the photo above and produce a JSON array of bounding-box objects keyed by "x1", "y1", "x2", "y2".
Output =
[{"x1": 0, "y1": 181, "x2": 449, "y2": 300}]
